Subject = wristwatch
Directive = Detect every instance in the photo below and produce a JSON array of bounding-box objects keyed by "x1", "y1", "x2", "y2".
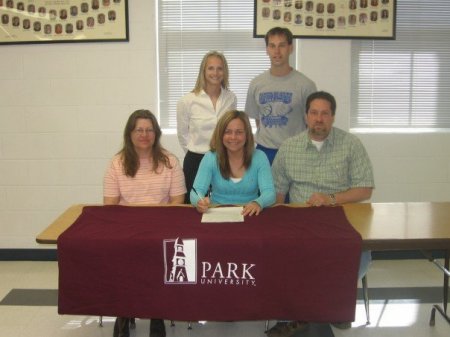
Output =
[{"x1": 328, "y1": 193, "x2": 336, "y2": 206}]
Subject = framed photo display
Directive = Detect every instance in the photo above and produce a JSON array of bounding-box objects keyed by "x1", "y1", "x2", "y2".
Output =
[
  {"x1": 254, "y1": 0, "x2": 396, "y2": 39},
  {"x1": 0, "y1": 0, "x2": 129, "y2": 45}
]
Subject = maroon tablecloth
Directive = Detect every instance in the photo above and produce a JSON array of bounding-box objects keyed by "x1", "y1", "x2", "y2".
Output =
[{"x1": 57, "y1": 205, "x2": 361, "y2": 322}]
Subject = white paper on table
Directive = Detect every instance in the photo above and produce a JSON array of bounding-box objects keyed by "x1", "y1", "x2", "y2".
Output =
[{"x1": 201, "y1": 206, "x2": 244, "y2": 223}]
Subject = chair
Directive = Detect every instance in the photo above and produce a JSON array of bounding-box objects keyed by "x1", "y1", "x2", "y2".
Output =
[
  {"x1": 99, "y1": 317, "x2": 192, "y2": 330},
  {"x1": 171, "y1": 320, "x2": 194, "y2": 329},
  {"x1": 98, "y1": 317, "x2": 135, "y2": 328}
]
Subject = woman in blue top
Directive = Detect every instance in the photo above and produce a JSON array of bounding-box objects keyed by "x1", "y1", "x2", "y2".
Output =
[{"x1": 190, "y1": 110, "x2": 276, "y2": 216}]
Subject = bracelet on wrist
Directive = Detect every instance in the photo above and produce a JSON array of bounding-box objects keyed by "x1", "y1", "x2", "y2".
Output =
[{"x1": 328, "y1": 193, "x2": 336, "y2": 206}]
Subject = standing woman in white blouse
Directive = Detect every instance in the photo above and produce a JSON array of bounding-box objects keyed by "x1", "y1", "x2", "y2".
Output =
[{"x1": 177, "y1": 51, "x2": 237, "y2": 203}]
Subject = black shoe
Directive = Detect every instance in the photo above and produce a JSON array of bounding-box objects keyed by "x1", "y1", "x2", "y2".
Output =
[
  {"x1": 150, "y1": 319, "x2": 166, "y2": 337},
  {"x1": 113, "y1": 317, "x2": 130, "y2": 337},
  {"x1": 266, "y1": 321, "x2": 309, "y2": 337},
  {"x1": 331, "y1": 321, "x2": 352, "y2": 329}
]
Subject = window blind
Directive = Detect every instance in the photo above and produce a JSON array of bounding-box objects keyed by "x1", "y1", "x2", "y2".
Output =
[
  {"x1": 351, "y1": 0, "x2": 450, "y2": 131},
  {"x1": 158, "y1": 0, "x2": 270, "y2": 129}
]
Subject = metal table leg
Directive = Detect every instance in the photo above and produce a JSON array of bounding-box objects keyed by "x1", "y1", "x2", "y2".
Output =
[{"x1": 429, "y1": 250, "x2": 450, "y2": 326}]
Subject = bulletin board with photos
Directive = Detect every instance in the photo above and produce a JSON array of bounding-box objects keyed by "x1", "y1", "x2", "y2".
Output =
[
  {"x1": 0, "y1": 0, "x2": 128, "y2": 45},
  {"x1": 254, "y1": 0, "x2": 396, "y2": 39}
]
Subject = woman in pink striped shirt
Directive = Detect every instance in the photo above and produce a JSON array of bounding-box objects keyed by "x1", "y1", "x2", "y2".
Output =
[{"x1": 103, "y1": 109, "x2": 186, "y2": 337}]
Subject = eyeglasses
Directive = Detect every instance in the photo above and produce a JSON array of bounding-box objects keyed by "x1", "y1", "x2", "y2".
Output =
[
  {"x1": 224, "y1": 129, "x2": 245, "y2": 136},
  {"x1": 134, "y1": 128, "x2": 155, "y2": 135}
]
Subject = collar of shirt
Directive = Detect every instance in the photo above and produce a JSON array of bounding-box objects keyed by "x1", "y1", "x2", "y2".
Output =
[
  {"x1": 199, "y1": 87, "x2": 224, "y2": 99},
  {"x1": 305, "y1": 127, "x2": 336, "y2": 150}
]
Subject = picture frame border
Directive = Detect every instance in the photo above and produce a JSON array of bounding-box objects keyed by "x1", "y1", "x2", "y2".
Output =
[
  {"x1": 0, "y1": 0, "x2": 129, "y2": 45},
  {"x1": 254, "y1": 0, "x2": 396, "y2": 40}
]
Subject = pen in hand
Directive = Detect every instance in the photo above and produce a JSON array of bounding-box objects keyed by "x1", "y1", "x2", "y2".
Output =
[
  {"x1": 192, "y1": 187, "x2": 204, "y2": 201},
  {"x1": 192, "y1": 187, "x2": 210, "y2": 213}
]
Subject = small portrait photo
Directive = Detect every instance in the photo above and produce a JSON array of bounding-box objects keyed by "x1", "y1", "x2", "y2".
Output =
[
  {"x1": 316, "y1": 3, "x2": 324, "y2": 14},
  {"x1": 295, "y1": 14, "x2": 302, "y2": 24},
  {"x1": 284, "y1": 11, "x2": 291, "y2": 23},
  {"x1": 273, "y1": 0, "x2": 281, "y2": 5},
  {"x1": 305, "y1": 1, "x2": 313, "y2": 11},
  {"x1": 12, "y1": 16, "x2": 20, "y2": 27},
  {"x1": 0, "y1": 0, "x2": 3, "y2": 7},
  {"x1": 349, "y1": 0, "x2": 357, "y2": 10},
  {"x1": 316, "y1": 18, "x2": 324, "y2": 29},
  {"x1": 371, "y1": 0, "x2": 379, "y2": 6},
  {"x1": 33, "y1": 21, "x2": 41, "y2": 32},
  {"x1": 92, "y1": 0, "x2": 100, "y2": 10},
  {"x1": 273, "y1": 9, "x2": 281, "y2": 20},
  {"x1": 295, "y1": 0, "x2": 303, "y2": 10},
  {"x1": 103, "y1": 0, "x2": 110, "y2": 6},
  {"x1": 360, "y1": 0, "x2": 368, "y2": 8},
  {"x1": 370, "y1": 11, "x2": 378, "y2": 21},
  {"x1": 381, "y1": 9, "x2": 389, "y2": 19},
  {"x1": 17, "y1": 2, "x2": 24, "y2": 11},
  {"x1": 76, "y1": 20, "x2": 84, "y2": 30},
  {"x1": 348, "y1": 14, "x2": 357, "y2": 25},
  {"x1": 27, "y1": 4, "x2": 35, "y2": 13},
  {"x1": 108, "y1": 10, "x2": 116, "y2": 20},
  {"x1": 6, "y1": 0, "x2": 13, "y2": 8},
  {"x1": 44, "y1": 24, "x2": 52, "y2": 34},
  {"x1": 66, "y1": 23, "x2": 73, "y2": 34},
  {"x1": 284, "y1": 0, "x2": 292, "y2": 7},
  {"x1": 261, "y1": 7, "x2": 270, "y2": 18},
  {"x1": 338, "y1": 16, "x2": 346, "y2": 26},
  {"x1": 382, "y1": 0, "x2": 389, "y2": 4},
  {"x1": 49, "y1": 10, "x2": 57, "y2": 20},
  {"x1": 60, "y1": 9, "x2": 68, "y2": 20},
  {"x1": 327, "y1": 18, "x2": 335, "y2": 29},
  {"x1": 81, "y1": 2, "x2": 89, "y2": 13},
  {"x1": 55, "y1": 23, "x2": 63, "y2": 34},
  {"x1": 305, "y1": 15, "x2": 313, "y2": 26},
  {"x1": 70, "y1": 6, "x2": 78, "y2": 16},
  {"x1": 98, "y1": 13, "x2": 105, "y2": 24},
  {"x1": 23, "y1": 19, "x2": 30, "y2": 29},
  {"x1": 113, "y1": 0, "x2": 121, "y2": 3},
  {"x1": 87, "y1": 16, "x2": 95, "y2": 27},
  {"x1": 38, "y1": 7, "x2": 46, "y2": 16},
  {"x1": 359, "y1": 13, "x2": 368, "y2": 23},
  {"x1": 327, "y1": 3, "x2": 335, "y2": 14},
  {"x1": 1, "y1": 14, "x2": 9, "y2": 25}
]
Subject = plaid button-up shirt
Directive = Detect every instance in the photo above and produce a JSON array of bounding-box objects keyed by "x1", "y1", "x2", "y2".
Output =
[{"x1": 272, "y1": 127, "x2": 374, "y2": 203}]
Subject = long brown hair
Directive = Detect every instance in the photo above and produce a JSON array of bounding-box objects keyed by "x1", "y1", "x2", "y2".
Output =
[
  {"x1": 209, "y1": 110, "x2": 254, "y2": 179},
  {"x1": 192, "y1": 51, "x2": 230, "y2": 94},
  {"x1": 119, "y1": 109, "x2": 172, "y2": 177}
]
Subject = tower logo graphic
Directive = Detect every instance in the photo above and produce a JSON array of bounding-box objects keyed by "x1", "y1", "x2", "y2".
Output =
[{"x1": 163, "y1": 238, "x2": 197, "y2": 284}]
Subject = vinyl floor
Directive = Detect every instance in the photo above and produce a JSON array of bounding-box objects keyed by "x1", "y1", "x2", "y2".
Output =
[{"x1": 0, "y1": 259, "x2": 449, "y2": 337}]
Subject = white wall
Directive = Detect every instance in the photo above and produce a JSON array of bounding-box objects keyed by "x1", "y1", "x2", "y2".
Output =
[{"x1": 0, "y1": 1, "x2": 449, "y2": 249}]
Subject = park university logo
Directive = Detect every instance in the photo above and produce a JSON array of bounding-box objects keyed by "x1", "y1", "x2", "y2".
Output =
[
  {"x1": 163, "y1": 238, "x2": 197, "y2": 284},
  {"x1": 163, "y1": 237, "x2": 257, "y2": 287}
]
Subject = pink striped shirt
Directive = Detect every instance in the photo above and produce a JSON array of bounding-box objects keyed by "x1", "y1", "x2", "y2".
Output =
[{"x1": 103, "y1": 153, "x2": 186, "y2": 205}]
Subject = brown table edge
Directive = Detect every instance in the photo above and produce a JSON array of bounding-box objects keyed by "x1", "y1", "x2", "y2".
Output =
[{"x1": 35, "y1": 203, "x2": 196, "y2": 244}]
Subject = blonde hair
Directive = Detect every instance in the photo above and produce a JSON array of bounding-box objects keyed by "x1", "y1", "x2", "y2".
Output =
[
  {"x1": 192, "y1": 51, "x2": 230, "y2": 94},
  {"x1": 210, "y1": 110, "x2": 254, "y2": 179}
]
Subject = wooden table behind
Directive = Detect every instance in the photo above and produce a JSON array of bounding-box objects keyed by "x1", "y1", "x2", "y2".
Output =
[{"x1": 37, "y1": 202, "x2": 450, "y2": 251}]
